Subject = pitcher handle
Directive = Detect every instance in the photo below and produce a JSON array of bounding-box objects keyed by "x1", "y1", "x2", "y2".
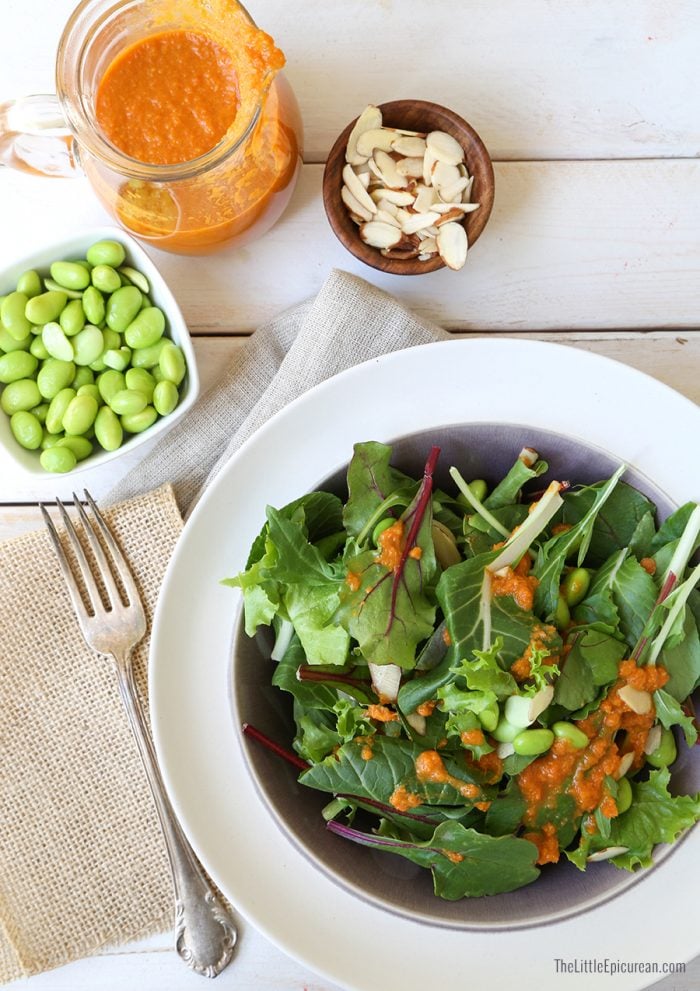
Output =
[{"x1": 0, "y1": 95, "x2": 80, "y2": 177}]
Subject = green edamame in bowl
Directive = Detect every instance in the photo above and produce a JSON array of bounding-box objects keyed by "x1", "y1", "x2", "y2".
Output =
[{"x1": 0, "y1": 228, "x2": 199, "y2": 476}]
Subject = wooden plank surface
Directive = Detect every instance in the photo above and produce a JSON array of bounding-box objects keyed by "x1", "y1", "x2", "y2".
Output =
[
  {"x1": 0, "y1": 161, "x2": 699, "y2": 334},
  {"x1": 2, "y1": 0, "x2": 698, "y2": 162}
]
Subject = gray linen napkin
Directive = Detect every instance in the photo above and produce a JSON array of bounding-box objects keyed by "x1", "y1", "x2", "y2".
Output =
[{"x1": 107, "y1": 269, "x2": 449, "y2": 512}]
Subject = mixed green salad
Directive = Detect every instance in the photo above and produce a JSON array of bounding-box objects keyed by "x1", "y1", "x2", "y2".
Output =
[{"x1": 225, "y1": 442, "x2": 700, "y2": 899}]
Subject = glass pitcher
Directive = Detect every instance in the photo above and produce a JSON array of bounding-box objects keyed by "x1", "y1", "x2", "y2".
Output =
[{"x1": 0, "y1": 0, "x2": 303, "y2": 255}]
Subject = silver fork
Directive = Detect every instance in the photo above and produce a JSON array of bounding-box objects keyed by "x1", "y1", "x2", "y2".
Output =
[{"x1": 41, "y1": 490, "x2": 237, "y2": 978}]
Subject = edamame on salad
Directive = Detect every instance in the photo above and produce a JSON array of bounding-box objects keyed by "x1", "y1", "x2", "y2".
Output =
[{"x1": 226, "y1": 441, "x2": 700, "y2": 899}]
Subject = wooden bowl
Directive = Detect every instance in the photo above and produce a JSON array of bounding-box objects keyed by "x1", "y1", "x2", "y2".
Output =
[{"x1": 322, "y1": 100, "x2": 495, "y2": 276}]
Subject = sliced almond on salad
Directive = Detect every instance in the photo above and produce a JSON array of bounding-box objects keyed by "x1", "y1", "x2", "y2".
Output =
[{"x1": 618, "y1": 685, "x2": 653, "y2": 715}]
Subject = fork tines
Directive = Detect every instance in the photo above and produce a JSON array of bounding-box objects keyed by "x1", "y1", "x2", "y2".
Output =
[{"x1": 41, "y1": 491, "x2": 140, "y2": 619}]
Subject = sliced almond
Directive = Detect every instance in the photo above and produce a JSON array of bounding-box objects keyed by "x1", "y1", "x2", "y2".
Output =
[
  {"x1": 423, "y1": 147, "x2": 437, "y2": 186},
  {"x1": 413, "y1": 184, "x2": 437, "y2": 213},
  {"x1": 375, "y1": 208, "x2": 401, "y2": 228},
  {"x1": 426, "y1": 129, "x2": 465, "y2": 166},
  {"x1": 432, "y1": 202, "x2": 466, "y2": 215},
  {"x1": 436, "y1": 221, "x2": 468, "y2": 270},
  {"x1": 356, "y1": 127, "x2": 397, "y2": 157},
  {"x1": 360, "y1": 221, "x2": 402, "y2": 249},
  {"x1": 392, "y1": 135, "x2": 428, "y2": 158},
  {"x1": 439, "y1": 176, "x2": 470, "y2": 202},
  {"x1": 373, "y1": 149, "x2": 409, "y2": 189},
  {"x1": 393, "y1": 126, "x2": 426, "y2": 137},
  {"x1": 432, "y1": 161, "x2": 462, "y2": 192},
  {"x1": 644, "y1": 725, "x2": 663, "y2": 755},
  {"x1": 357, "y1": 171, "x2": 371, "y2": 188},
  {"x1": 346, "y1": 105, "x2": 383, "y2": 165},
  {"x1": 615, "y1": 752, "x2": 634, "y2": 778},
  {"x1": 406, "y1": 711, "x2": 427, "y2": 735},
  {"x1": 435, "y1": 208, "x2": 467, "y2": 227},
  {"x1": 417, "y1": 236, "x2": 437, "y2": 254},
  {"x1": 341, "y1": 184, "x2": 373, "y2": 223},
  {"x1": 396, "y1": 157, "x2": 425, "y2": 178},
  {"x1": 372, "y1": 187, "x2": 415, "y2": 206},
  {"x1": 618, "y1": 685, "x2": 652, "y2": 715},
  {"x1": 587, "y1": 846, "x2": 630, "y2": 863},
  {"x1": 342, "y1": 164, "x2": 377, "y2": 215},
  {"x1": 462, "y1": 175, "x2": 475, "y2": 203},
  {"x1": 375, "y1": 197, "x2": 400, "y2": 217}
]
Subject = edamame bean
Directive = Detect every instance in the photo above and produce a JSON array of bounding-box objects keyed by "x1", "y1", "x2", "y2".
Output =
[
  {"x1": 103, "y1": 347, "x2": 132, "y2": 371},
  {"x1": 82, "y1": 285, "x2": 105, "y2": 326},
  {"x1": 159, "y1": 342, "x2": 186, "y2": 385},
  {"x1": 120, "y1": 405, "x2": 157, "y2": 433},
  {"x1": 0, "y1": 326, "x2": 31, "y2": 353},
  {"x1": 477, "y1": 701, "x2": 499, "y2": 734},
  {"x1": 91, "y1": 264, "x2": 122, "y2": 294},
  {"x1": 41, "y1": 431, "x2": 63, "y2": 451},
  {"x1": 77, "y1": 383, "x2": 100, "y2": 403},
  {"x1": 29, "y1": 336, "x2": 50, "y2": 360},
  {"x1": 43, "y1": 278, "x2": 84, "y2": 299},
  {"x1": 372, "y1": 518, "x2": 395, "y2": 545},
  {"x1": 118, "y1": 266, "x2": 150, "y2": 294},
  {"x1": 72, "y1": 325, "x2": 104, "y2": 366},
  {"x1": 552, "y1": 721, "x2": 588, "y2": 749},
  {"x1": 37, "y1": 359, "x2": 76, "y2": 400},
  {"x1": 40, "y1": 445, "x2": 77, "y2": 473},
  {"x1": 513, "y1": 728, "x2": 555, "y2": 757},
  {"x1": 554, "y1": 594, "x2": 570, "y2": 630},
  {"x1": 124, "y1": 307, "x2": 165, "y2": 349},
  {"x1": 1, "y1": 378, "x2": 42, "y2": 414},
  {"x1": 46, "y1": 388, "x2": 76, "y2": 434},
  {"x1": 646, "y1": 727, "x2": 677, "y2": 768},
  {"x1": 1, "y1": 292, "x2": 32, "y2": 340},
  {"x1": 153, "y1": 380, "x2": 179, "y2": 417},
  {"x1": 50, "y1": 261, "x2": 91, "y2": 291},
  {"x1": 86, "y1": 239, "x2": 126, "y2": 268},
  {"x1": 99, "y1": 329, "x2": 118, "y2": 351},
  {"x1": 109, "y1": 388, "x2": 147, "y2": 416},
  {"x1": 25, "y1": 290, "x2": 67, "y2": 325},
  {"x1": 130, "y1": 338, "x2": 167, "y2": 368},
  {"x1": 562, "y1": 568, "x2": 591, "y2": 607},
  {"x1": 16, "y1": 270, "x2": 42, "y2": 298},
  {"x1": 106, "y1": 285, "x2": 142, "y2": 332},
  {"x1": 59, "y1": 298, "x2": 86, "y2": 336},
  {"x1": 491, "y1": 717, "x2": 520, "y2": 744},
  {"x1": 616, "y1": 776, "x2": 633, "y2": 814},
  {"x1": 0, "y1": 350, "x2": 38, "y2": 383},
  {"x1": 10, "y1": 410, "x2": 43, "y2": 449},
  {"x1": 125, "y1": 367, "x2": 155, "y2": 401},
  {"x1": 30, "y1": 403, "x2": 49, "y2": 424},
  {"x1": 71, "y1": 366, "x2": 94, "y2": 390},
  {"x1": 94, "y1": 405, "x2": 123, "y2": 451},
  {"x1": 57, "y1": 435, "x2": 93, "y2": 461},
  {"x1": 42, "y1": 322, "x2": 74, "y2": 362},
  {"x1": 97, "y1": 369, "x2": 126, "y2": 405},
  {"x1": 62, "y1": 394, "x2": 98, "y2": 435}
]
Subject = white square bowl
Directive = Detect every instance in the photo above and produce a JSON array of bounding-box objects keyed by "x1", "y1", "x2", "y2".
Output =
[{"x1": 0, "y1": 226, "x2": 199, "y2": 477}]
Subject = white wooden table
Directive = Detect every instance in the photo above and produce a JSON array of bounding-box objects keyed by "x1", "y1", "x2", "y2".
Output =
[{"x1": 1, "y1": 2, "x2": 698, "y2": 988}]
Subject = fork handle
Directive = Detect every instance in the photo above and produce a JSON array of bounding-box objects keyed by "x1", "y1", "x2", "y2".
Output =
[{"x1": 113, "y1": 648, "x2": 237, "y2": 978}]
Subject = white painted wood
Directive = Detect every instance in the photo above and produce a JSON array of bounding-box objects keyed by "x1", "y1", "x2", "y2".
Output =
[
  {"x1": 0, "y1": 162, "x2": 699, "y2": 334},
  {"x1": 1, "y1": 0, "x2": 698, "y2": 161},
  {"x1": 0, "y1": 330, "x2": 697, "y2": 509},
  {"x1": 0, "y1": 3, "x2": 698, "y2": 990}
]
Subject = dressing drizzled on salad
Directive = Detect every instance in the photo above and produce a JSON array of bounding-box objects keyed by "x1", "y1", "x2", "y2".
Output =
[{"x1": 225, "y1": 442, "x2": 700, "y2": 899}]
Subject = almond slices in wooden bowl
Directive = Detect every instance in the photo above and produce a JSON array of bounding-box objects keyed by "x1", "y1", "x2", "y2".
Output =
[{"x1": 323, "y1": 101, "x2": 495, "y2": 276}]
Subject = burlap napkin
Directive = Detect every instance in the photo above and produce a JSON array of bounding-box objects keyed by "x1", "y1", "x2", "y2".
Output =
[{"x1": 0, "y1": 269, "x2": 447, "y2": 984}]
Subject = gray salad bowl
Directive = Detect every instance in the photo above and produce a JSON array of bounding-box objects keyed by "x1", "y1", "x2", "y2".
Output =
[{"x1": 231, "y1": 422, "x2": 698, "y2": 931}]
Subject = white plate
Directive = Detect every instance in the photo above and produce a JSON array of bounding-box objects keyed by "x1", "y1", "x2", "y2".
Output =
[{"x1": 150, "y1": 339, "x2": 699, "y2": 991}]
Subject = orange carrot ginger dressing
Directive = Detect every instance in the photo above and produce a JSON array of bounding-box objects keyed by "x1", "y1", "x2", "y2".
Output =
[
  {"x1": 518, "y1": 659, "x2": 669, "y2": 865},
  {"x1": 89, "y1": 2, "x2": 299, "y2": 252}
]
